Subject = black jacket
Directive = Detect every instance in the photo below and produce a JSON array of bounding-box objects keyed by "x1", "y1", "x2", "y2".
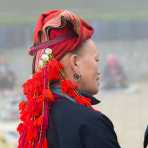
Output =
[
  {"x1": 144, "y1": 126, "x2": 148, "y2": 148},
  {"x1": 47, "y1": 92, "x2": 121, "y2": 148}
]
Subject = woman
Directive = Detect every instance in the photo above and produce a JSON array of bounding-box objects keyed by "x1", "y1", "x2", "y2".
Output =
[{"x1": 17, "y1": 9, "x2": 121, "y2": 148}]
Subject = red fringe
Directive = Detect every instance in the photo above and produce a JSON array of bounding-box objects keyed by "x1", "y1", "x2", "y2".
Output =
[{"x1": 17, "y1": 59, "x2": 92, "y2": 148}]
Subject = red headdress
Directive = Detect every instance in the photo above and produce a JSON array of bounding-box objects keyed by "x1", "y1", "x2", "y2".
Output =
[{"x1": 17, "y1": 9, "x2": 94, "y2": 148}]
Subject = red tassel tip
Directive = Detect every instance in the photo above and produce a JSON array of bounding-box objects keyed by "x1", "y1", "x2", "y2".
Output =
[
  {"x1": 43, "y1": 138, "x2": 48, "y2": 148},
  {"x1": 76, "y1": 96, "x2": 92, "y2": 107},
  {"x1": 34, "y1": 115, "x2": 43, "y2": 127},
  {"x1": 42, "y1": 89, "x2": 54, "y2": 102},
  {"x1": 61, "y1": 80, "x2": 78, "y2": 94},
  {"x1": 19, "y1": 101, "x2": 27, "y2": 112},
  {"x1": 17, "y1": 123, "x2": 25, "y2": 135},
  {"x1": 26, "y1": 126, "x2": 37, "y2": 142}
]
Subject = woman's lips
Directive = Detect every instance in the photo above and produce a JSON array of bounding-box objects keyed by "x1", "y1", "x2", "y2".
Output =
[{"x1": 96, "y1": 76, "x2": 100, "y2": 81}]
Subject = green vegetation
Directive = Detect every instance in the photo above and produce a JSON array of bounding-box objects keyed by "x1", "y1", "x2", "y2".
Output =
[{"x1": 0, "y1": 0, "x2": 148, "y2": 24}]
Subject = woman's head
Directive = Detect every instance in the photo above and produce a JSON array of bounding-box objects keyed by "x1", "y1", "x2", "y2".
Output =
[
  {"x1": 29, "y1": 9, "x2": 100, "y2": 95},
  {"x1": 60, "y1": 39, "x2": 100, "y2": 95}
]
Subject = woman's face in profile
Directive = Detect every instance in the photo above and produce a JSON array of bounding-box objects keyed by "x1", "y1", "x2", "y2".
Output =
[{"x1": 78, "y1": 39, "x2": 100, "y2": 95}]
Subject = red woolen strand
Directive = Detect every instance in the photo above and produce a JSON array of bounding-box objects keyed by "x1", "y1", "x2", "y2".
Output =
[{"x1": 17, "y1": 58, "x2": 92, "y2": 148}]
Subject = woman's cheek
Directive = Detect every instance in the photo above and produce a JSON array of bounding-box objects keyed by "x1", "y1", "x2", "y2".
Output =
[{"x1": 93, "y1": 62, "x2": 98, "y2": 76}]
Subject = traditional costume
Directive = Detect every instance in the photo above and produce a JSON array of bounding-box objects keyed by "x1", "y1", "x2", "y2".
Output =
[{"x1": 17, "y1": 9, "x2": 121, "y2": 148}]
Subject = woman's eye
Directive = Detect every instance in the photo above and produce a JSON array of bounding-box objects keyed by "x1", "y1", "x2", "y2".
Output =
[{"x1": 95, "y1": 58, "x2": 99, "y2": 62}]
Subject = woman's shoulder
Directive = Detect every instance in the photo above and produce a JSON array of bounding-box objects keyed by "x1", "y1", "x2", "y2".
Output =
[
  {"x1": 79, "y1": 110, "x2": 121, "y2": 148},
  {"x1": 52, "y1": 96, "x2": 113, "y2": 128},
  {"x1": 52, "y1": 96, "x2": 98, "y2": 116},
  {"x1": 51, "y1": 97, "x2": 121, "y2": 147}
]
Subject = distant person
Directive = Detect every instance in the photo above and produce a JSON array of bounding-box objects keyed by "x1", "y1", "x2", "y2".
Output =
[
  {"x1": 103, "y1": 54, "x2": 128, "y2": 90},
  {"x1": 0, "y1": 57, "x2": 16, "y2": 91},
  {"x1": 144, "y1": 126, "x2": 148, "y2": 148}
]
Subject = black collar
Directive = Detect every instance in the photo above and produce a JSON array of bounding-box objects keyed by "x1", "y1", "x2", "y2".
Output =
[
  {"x1": 51, "y1": 82, "x2": 100, "y2": 105},
  {"x1": 79, "y1": 91, "x2": 100, "y2": 105}
]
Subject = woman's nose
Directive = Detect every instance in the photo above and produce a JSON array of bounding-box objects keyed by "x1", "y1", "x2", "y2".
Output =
[{"x1": 97, "y1": 71, "x2": 101, "y2": 76}]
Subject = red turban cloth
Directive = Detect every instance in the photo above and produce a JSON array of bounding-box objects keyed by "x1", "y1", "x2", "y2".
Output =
[{"x1": 28, "y1": 9, "x2": 94, "y2": 73}]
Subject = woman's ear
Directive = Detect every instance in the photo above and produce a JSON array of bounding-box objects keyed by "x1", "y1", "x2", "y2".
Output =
[{"x1": 69, "y1": 54, "x2": 80, "y2": 73}]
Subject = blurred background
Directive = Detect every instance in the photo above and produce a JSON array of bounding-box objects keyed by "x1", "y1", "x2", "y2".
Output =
[{"x1": 0, "y1": 0, "x2": 148, "y2": 147}]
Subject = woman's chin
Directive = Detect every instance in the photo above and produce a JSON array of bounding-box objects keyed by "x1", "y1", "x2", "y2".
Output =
[{"x1": 89, "y1": 87, "x2": 99, "y2": 95}]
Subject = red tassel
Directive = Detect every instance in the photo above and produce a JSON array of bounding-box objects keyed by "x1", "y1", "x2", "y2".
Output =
[
  {"x1": 19, "y1": 101, "x2": 27, "y2": 111},
  {"x1": 42, "y1": 89, "x2": 54, "y2": 102},
  {"x1": 17, "y1": 57, "x2": 93, "y2": 148},
  {"x1": 42, "y1": 138, "x2": 48, "y2": 148},
  {"x1": 34, "y1": 115, "x2": 43, "y2": 126}
]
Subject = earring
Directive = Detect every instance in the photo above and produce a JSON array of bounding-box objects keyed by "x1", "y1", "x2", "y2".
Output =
[{"x1": 73, "y1": 73, "x2": 81, "y2": 82}]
